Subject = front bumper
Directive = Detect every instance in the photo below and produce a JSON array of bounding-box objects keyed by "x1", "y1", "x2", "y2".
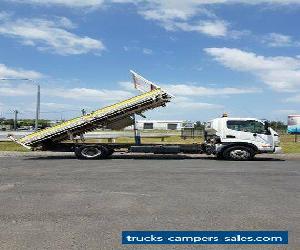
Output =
[
  {"x1": 273, "y1": 146, "x2": 282, "y2": 154},
  {"x1": 259, "y1": 146, "x2": 282, "y2": 154}
]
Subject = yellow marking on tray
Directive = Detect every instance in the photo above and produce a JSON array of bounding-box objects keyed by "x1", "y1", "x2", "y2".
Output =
[{"x1": 19, "y1": 89, "x2": 162, "y2": 143}]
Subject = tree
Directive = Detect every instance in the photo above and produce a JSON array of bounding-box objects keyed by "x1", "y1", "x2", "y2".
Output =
[
  {"x1": 2, "y1": 119, "x2": 14, "y2": 125},
  {"x1": 269, "y1": 121, "x2": 287, "y2": 133},
  {"x1": 194, "y1": 121, "x2": 205, "y2": 130}
]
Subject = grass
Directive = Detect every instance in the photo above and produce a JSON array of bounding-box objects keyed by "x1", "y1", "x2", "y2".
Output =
[
  {"x1": 279, "y1": 134, "x2": 300, "y2": 153},
  {"x1": 0, "y1": 134, "x2": 299, "y2": 153},
  {"x1": 0, "y1": 142, "x2": 29, "y2": 152}
]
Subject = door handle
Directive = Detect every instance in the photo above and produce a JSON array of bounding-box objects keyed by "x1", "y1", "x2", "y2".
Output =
[{"x1": 253, "y1": 133, "x2": 257, "y2": 137}]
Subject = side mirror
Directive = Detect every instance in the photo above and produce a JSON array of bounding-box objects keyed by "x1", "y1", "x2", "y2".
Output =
[{"x1": 264, "y1": 121, "x2": 272, "y2": 135}]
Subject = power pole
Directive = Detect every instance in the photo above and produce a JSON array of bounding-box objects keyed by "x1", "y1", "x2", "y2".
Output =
[
  {"x1": 0, "y1": 79, "x2": 41, "y2": 131},
  {"x1": 133, "y1": 114, "x2": 141, "y2": 145},
  {"x1": 35, "y1": 84, "x2": 40, "y2": 131},
  {"x1": 14, "y1": 110, "x2": 19, "y2": 131}
]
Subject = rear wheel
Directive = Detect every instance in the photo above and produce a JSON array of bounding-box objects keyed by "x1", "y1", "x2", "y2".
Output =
[
  {"x1": 105, "y1": 147, "x2": 114, "y2": 157},
  {"x1": 75, "y1": 146, "x2": 109, "y2": 160},
  {"x1": 223, "y1": 146, "x2": 255, "y2": 161}
]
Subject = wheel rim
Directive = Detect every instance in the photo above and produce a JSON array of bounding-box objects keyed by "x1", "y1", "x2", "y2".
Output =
[
  {"x1": 229, "y1": 149, "x2": 250, "y2": 160},
  {"x1": 81, "y1": 147, "x2": 101, "y2": 158}
]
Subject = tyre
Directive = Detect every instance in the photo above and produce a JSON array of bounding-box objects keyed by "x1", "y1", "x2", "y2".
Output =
[
  {"x1": 216, "y1": 152, "x2": 224, "y2": 160},
  {"x1": 105, "y1": 147, "x2": 114, "y2": 157},
  {"x1": 74, "y1": 145, "x2": 109, "y2": 160},
  {"x1": 223, "y1": 146, "x2": 255, "y2": 161}
]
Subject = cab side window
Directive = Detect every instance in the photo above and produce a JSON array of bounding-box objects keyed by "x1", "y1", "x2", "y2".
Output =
[{"x1": 227, "y1": 120, "x2": 266, "y2": 134}]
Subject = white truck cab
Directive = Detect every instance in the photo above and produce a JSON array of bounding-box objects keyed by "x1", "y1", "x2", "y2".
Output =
[{"x1": 205, "y1": 117, "x2": 281, "y2": 160}]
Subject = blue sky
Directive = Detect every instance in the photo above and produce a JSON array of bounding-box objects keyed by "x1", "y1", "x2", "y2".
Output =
[{"x1": 0, "y1": 0, "x2": 299, "y2": 122}]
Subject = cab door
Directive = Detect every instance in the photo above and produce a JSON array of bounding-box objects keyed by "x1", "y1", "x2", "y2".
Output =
[
  {"x1": 252, "y1": 123, "x2": 274, "y2": 148},
  {"x1": 225, "y1": 120, "x2": 273, "y2": 148}
]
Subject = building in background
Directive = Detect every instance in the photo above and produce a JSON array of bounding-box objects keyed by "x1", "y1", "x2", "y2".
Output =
[{"x1": 0, "y1": 124, "x2": 13, "y2": 131}]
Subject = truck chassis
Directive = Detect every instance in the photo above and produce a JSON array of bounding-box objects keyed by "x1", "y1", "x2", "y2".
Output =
[
  {"x1": 41, "y1": 142, "x2": 206, "y2": 159},
  {"x1": 40, "y1": 141, "x2": 259, "y2": 161}
]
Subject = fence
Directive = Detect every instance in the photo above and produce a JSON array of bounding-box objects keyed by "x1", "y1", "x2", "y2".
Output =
[{"x1": 181, "y1": 128, "x2": 203, "y2": 139}]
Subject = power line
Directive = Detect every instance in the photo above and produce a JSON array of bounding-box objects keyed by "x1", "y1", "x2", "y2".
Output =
[
  {"x1": 0, "y1": 78, "x2": 40, "y2": 131},
  {"x1": 0, "y1": 78, "x2": 31, "y2": 81}
]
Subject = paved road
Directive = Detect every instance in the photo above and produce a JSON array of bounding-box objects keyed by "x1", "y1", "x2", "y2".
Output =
[{"x1": 0, "y1": 153, "x2": 299, "y2": 249}]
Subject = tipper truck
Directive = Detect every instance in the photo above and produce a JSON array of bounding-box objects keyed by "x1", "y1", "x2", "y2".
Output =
[{"x1": 9, "y1": 71, "x2": 281, "y2": 160}]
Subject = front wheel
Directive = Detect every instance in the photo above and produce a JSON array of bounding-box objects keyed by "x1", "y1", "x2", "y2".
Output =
[
  {"x1": 216, "y1": 152, "x2": 224, "y2": 160},
  {"x1": 223, "y1": 146, "x2": 255, "y2": 161},
  {"x1": 74, "y1": 146, "x2": 109, "y2": 160}
]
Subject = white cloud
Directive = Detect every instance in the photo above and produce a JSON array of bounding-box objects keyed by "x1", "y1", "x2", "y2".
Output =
[
  {"x1": 274, "y1": 109, "x2": 298, "y2": 114},
  {"x1": 0, "y1": 63, "x2": 43, "y2": 97},
  {"x1": 6, "y1": 0, "x2": 300, "y2": 40},
  {"x1": 0, "y1": 11, "x2": 11, "y2": 21},
  {"x1": 156, "y1": 96, "x2": 223, "y2": 117},
  {"x1": 205, "y1": 47, "x2": 300, "y2": 91},
  {"x1": 285, "y1": 95, "x2": 300, "y2": 103},
  {"x1": 41, "y1": 102, "x2": 75, "y2": 110},
  {"x1": 137, "y1": 2, "x2": 229, "y2": 37},
  {"x1": 138, "y1": 2, "x2": 203, "y2": 22},
  {"x1": 133, "y1": 0, "x2": 300, "y2": 38},
  {"x1": 229, "y1": 0, "x2": 300, "y2": 4},
  {"x1": 118, "y1": 81, "x2": 136, "y2": 91},
  {"x1": 0, "y1": 77, "x2": 225, "y2": 115},
  {"x1": 118, "y1": 79, "x2": 258, "y2": 114},
  {"x1": 10, "y1": 0, "x2": 105, "y2": 8},
  {"x1": 118, "y1": 80, "x2": 250, "y2": 113},
  {"x1": 142, "y1": 48, "x2": 153, "y2": 55},
  {"x1": 263, "y1": 33, "x2": 300, "y2": 47},
  {"x1": 0, "y1": 64, "x2": 43, "y2": 79},
  {"x1": 0, "y1": 84, "x2": 134, "y2": 103},
  {"x1": 170, "y1": 20, "x2": 228, "y2": 37},
  {"x1": 0, "y1": 83, "x2": 36, "y2": 97},
  {"x1": 0, "y1": 103, "x2": 4, "y2": 113},
  {"x1": 47, "y1": 87, "x2": 133, "y2": 101},
  {"x1": 8, "y1": 0, "x2": 300, "y2": 9},
  {"x1": 163, "y1": 84, "x2": 261, "y2": 96},
  {"x1": 0, "y1": 16, "x2": 105, "y2": 55},
  {"x1": 118, "y1": 78, "x2": 260, "y2": 97},
  {"x1": 55, "y1": 16, "x2": 77, "y2": 29},
  {"x1": 0, "y1": 68, "x2": 133, "y2": 101},
  {"x1": 123, "y1": 46, "x2": 154, "y2": 55},
  {"x1": 173, "y1": 101, "x2": 223, "y2": 110}
]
